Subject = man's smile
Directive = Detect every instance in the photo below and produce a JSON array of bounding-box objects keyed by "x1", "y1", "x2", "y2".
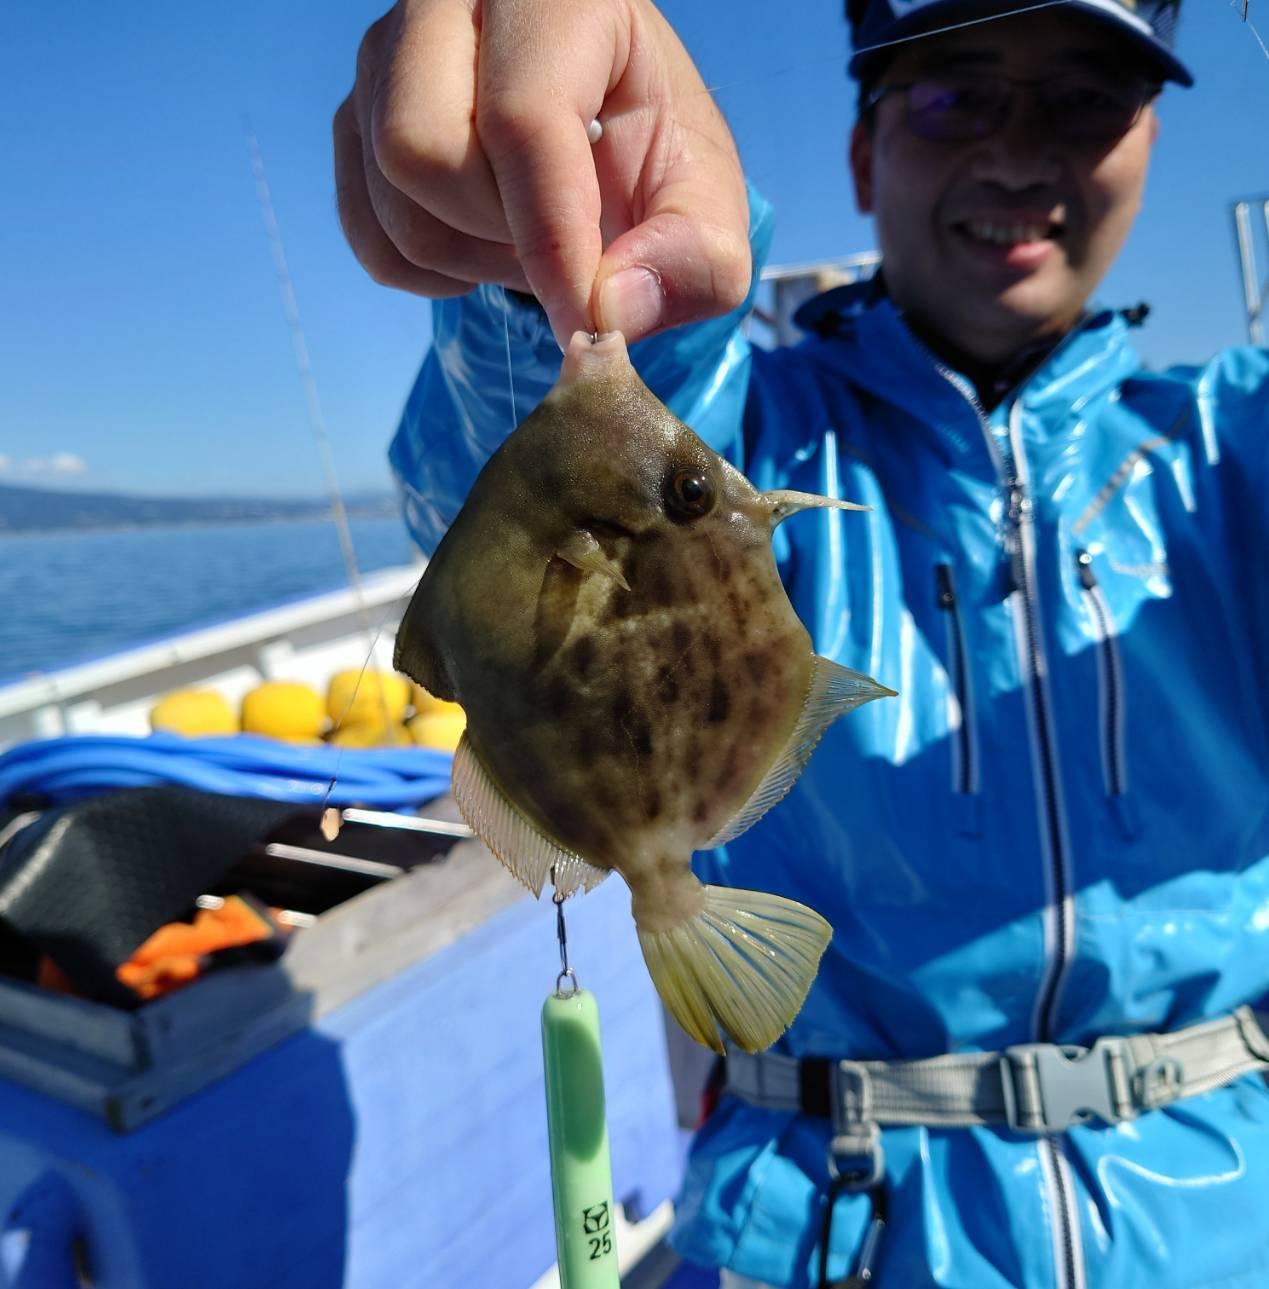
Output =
[{"x1": 944, "y1": 204, "x2": 1069, "y2": 271}]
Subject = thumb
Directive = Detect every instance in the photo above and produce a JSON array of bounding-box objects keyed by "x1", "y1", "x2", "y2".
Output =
[
  {"x1": 593, "y1": 153, "x2": 751, "y2": 342},
  {"x1": 594, "y1": 212, "x2": 753, "y2": 341}
]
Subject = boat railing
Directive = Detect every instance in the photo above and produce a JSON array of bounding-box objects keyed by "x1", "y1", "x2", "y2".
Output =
[
  {"x1": 752, "y1": 251, "x2": 882, "y2": 348},
  {"x1": 0, "y1": 564, "x2": 423, "y2": 748}
]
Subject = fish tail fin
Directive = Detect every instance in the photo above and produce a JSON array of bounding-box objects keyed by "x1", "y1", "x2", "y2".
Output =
[{"x1": 637, "y1": 885, "x2": 831, "y2": 1054}]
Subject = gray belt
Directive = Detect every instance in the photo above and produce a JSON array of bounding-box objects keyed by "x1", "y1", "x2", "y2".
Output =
[{"x1": 724, "y1": 1006, "x2": 1269, "y2": 1186}]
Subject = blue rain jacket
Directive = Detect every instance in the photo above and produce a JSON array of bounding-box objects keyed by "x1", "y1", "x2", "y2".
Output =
[{"x1": 390, "y1": 192, "x2": 1269, "y2": 1289}]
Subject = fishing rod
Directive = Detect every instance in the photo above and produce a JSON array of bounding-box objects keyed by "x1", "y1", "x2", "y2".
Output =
[
  {"x1": 245, "y1": 122, "x2": 368, "y2": 625},
  {"x1": 1232, "y1": 0, "x2": 1268, "y2": 55},
  {"x1": 245, "y1": 121, "x2": 403, "y2": 767}
]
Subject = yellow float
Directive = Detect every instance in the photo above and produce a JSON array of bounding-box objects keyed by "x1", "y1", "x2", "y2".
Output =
[
  {"x1": 240, "y1": 681, "x2": 326, "y2": 742},
  {"x1": 150, "y1": 690, "x2": 238, "y2": 737}
]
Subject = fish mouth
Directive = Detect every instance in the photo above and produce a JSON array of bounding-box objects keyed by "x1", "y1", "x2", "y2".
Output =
[{"x1": 764, "y1": 490, "x2": 870, "y2": 526}]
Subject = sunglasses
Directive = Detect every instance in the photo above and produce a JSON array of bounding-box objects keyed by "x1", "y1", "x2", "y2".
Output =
[{"x1": 862, "y1": 72, "x2": 1158, "y2": 145}]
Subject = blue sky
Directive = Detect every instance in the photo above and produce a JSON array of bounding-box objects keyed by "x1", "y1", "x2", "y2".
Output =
[{"x1": 1, "y1": 2, "x2": 1266, "y2": 498}]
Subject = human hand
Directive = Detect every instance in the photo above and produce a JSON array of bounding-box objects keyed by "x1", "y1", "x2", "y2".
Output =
[{"x1": 334, "y1": 0, "x2": 751, "y2": 346}]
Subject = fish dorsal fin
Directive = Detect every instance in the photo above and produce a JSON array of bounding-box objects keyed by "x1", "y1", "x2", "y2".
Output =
[
  {"x1": 452, "y1": 733, "x2": 610, "y2": 899},
  {"x1": 555, "y1": 530, "x2": 630, "y2": 591},
  {"x1": 704, "y1": 655, "x2": 895, "y2": 849}
]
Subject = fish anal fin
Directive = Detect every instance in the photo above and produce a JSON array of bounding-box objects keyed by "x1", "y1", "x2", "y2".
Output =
[
  {"x1": 637, "y1": 885, "x2": 831, "y2": 1053},
  {"x1": 452, "y1": 733, "x2": 609, "y2": 898},
  {"x1": 555, "y1": 530, "x2": 630, "y2": 592},
  {"x1": 704, "y1": 655, "x2": 896, "y2": 849}
]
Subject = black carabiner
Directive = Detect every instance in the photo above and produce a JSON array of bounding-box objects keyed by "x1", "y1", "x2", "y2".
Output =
[{"x1": 818, "y1": 1178, "x2": 888, "y2": 1288}]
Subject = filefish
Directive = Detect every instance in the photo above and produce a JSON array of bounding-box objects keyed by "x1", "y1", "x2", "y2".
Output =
[{"x1": 395, "y1": 332, "x2": 894, "y2": 1053}]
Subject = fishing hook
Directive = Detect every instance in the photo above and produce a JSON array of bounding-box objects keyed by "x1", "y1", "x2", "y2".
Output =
[{"x1": 550, "y1": 865, "x2": 579, "y2": 996}]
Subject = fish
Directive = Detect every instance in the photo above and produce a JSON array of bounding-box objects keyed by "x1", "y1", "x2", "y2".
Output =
[{"x1": 394, "y1": 331, "x2": 895, "y2": 1053}]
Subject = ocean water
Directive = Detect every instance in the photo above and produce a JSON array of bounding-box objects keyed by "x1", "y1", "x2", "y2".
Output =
[{"x1": 0, "y1": 516, "x2": 419, "y2": 683}]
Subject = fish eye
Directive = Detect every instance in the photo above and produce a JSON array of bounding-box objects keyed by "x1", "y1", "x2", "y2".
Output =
[{"x1": 664, "y1": 468, "x2": 715, "y2": 521}]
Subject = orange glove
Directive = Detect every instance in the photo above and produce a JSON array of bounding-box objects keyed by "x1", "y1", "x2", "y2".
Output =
[{"x1": 114, "y1": 896, "x2": 280, "y2": 1000}]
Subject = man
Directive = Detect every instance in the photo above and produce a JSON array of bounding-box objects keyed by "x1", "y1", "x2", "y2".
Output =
[{"x1": 336, "y1": 1, "x2": 1269, "y2": 1285}]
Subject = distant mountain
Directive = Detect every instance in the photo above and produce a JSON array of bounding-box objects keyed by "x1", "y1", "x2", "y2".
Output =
[{"x1": 0, "y1": 482, "x2": 399, "y2": 534}]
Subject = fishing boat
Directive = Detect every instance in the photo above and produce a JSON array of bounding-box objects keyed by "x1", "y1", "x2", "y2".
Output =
[
  {"x1": 0, "y1": 254, "x2": 900, "y2": 1289},
  {"x1": 3, "y1": 206, "x2": 1257, "y2": 1284},
  {"x1": 0, "y1": 563, "x2": 723, "y2": 1289}
]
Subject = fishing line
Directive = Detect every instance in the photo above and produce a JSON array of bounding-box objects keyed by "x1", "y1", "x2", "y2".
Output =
[
  {"x1": 313, "y1": 588, "x2": 423, "y2": 832},
  {"x1": 246, "y1": 123, "x2": 375, "y2": 640},
  {"x1": 602, "y1": 1, "x2": 1264, "y2": 119},
  {"x1": 817, "y1": 0, "x2": 1084, "y2": 61},
  {"x1": 685, "y1": 0, "x2": 1070, "y2": 101},
  {"x1": 318, "y1": 616, "x2": 392, "y2": 827},
  {"x1": 1229, "y1": 0, "x2": 1269, "y2": 58},
  {"x1": 640, "y1": 0, "x2": 1139, "y2": 109},
  {"x1": 689, "y1": 49, "x2": 867, "y2": 101},
  {"x1": 503, "y1": 298, "x2": 518, "y2": 424},
  {"x1": 249, "y1": 120, "x2": 411, "y2": 816}
]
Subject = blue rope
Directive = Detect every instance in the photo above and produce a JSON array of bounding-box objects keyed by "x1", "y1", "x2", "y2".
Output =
[{"x1": 0, "y1": 733, "x2": 453, "y2": 811}]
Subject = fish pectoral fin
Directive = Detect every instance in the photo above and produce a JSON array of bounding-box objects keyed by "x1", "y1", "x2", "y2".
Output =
[
  {"x1": 637, "y1": 886, "x2": 831, "y2": 1053},
  {"x1": 451, "y1": 732, "x2": 609, "y2": 899},
  {"x1": 555, "y1": 530, "x2": 630, "y2": 592},
  {"x1": 705, "y1": 655, "x2": 896, "y2": 848}
]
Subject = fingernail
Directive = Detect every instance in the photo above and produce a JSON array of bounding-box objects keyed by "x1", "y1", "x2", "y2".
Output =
[{"x1": 598, "y1": 266, "x2": 664, "y2": 339}]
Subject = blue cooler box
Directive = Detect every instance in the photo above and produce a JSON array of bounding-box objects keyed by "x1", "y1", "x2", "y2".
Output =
[{"x1": 0, "y1": 829, "x2": 685, "y2": 1289}]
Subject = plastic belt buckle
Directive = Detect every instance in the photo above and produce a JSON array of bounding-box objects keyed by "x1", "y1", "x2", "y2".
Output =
[
  {"x1": 828, "y1": 1060, "x2": 884, "y2": 1188},
  {"x1": 827, "y1": 1122, "x2": 884, "y2": 1190},
  {"x1": 999, "y1": 1036, "x2": 1136, "y2": 1133},
  {"x1": 1236, "y1": 1005, "x2": 1269, "y2": 1063}
]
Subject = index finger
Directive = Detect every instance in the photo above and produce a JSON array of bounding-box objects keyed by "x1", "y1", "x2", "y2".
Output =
[
  {"x1": 475, "y1": 6, "x2": 626, "y2": 345},
  {"x1": 480, "y1": 110, "x2": 603, "y2": 344}
]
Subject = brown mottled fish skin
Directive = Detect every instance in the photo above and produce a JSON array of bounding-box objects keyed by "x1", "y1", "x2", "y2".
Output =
[
  {"x1": 394, "y1": 335, "x2": 813, "y2": 925},
  {"x1": 395, "y1": 332, "x2": 893, "y2": 1052}
]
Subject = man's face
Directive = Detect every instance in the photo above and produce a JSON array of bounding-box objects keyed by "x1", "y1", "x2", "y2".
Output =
[{"x1": 850, "y1": 11, "x2": 1161, "y2": 364}]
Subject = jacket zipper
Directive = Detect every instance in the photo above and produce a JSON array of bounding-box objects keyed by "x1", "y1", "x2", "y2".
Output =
[
  {"x1": 998, "y1": 402, "x2": 1072, "y2": 1045},
  {"x1": 935, "y1": 563, "x2": 977, "y2": 796},
  {"x1": 1075, "y1": 549, "x2": 1126, "y2": 798},
  {"x1": 999, "y1": 401, "x2": 1082, "y2": 1289},
  {"x1": 931, "y1": 359, "x2": 1083, "y2": 1289}
]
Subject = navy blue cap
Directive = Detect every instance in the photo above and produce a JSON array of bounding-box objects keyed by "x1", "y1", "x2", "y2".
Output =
[{"x1": 848, "y1": 0, "x2": 1193, "y2": 87}]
